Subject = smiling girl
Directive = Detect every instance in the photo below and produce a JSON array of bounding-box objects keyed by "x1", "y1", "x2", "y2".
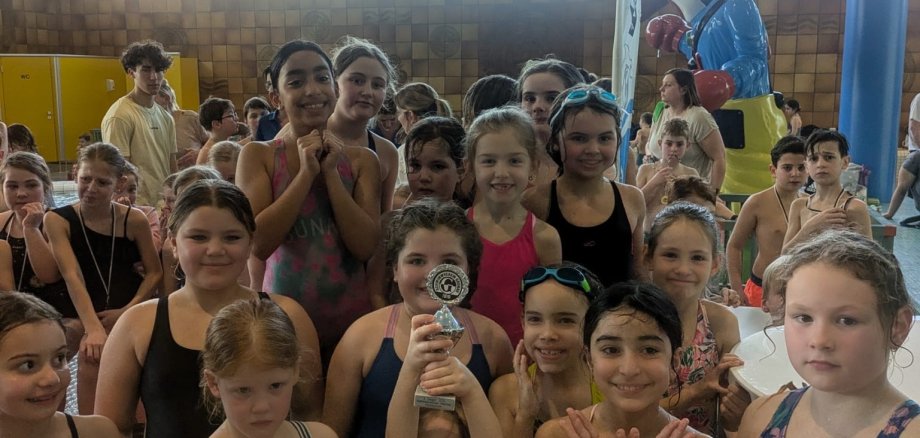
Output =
[{"x1": 237, "y1": 40, "x2": 381, "y2": 366}]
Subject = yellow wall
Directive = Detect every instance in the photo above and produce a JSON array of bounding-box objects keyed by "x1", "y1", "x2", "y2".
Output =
[
  {"x1": 58, "y1": 57, "x2": 126, "y2": 160},
  {"x1": 0, "y1": 56, "x2": 58, "y2": 160},
  {"x1": 179, "y1": 58, "x2": 200, "y2": 110}
]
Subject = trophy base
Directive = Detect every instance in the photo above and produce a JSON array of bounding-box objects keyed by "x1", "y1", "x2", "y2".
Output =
[{"x1": 413, "y1": 385, "x2": 456, "y2": 411}]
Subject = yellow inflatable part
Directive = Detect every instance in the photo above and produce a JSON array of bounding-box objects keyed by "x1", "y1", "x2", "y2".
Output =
[{"x1": 721, "y1": 94, "x2": 787, "y2": 195}]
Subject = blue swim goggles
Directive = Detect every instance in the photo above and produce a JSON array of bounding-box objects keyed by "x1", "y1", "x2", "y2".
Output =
[
  {"x1": 519, "y1": 266, "x2": 593, "y2": 302},
  {"x1": 549, "y1": 87, "x2": 618, "y2": 126}
]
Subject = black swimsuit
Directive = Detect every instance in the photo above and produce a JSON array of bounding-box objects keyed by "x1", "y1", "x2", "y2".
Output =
[{"x1": 546, "y1": 180, "x2": 634, "y2": 287}]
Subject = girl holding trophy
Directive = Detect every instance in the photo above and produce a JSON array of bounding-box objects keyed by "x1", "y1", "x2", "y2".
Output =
[{"x1": 323, "y1": 198, "x2": 513, "y2": 437}]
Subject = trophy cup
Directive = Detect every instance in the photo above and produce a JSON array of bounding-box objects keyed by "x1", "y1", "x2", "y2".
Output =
[{"x1": 413, "y1": 264, "x2": 469, "y2": 411}]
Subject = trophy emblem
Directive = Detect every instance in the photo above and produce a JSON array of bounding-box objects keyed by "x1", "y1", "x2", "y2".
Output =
[{"x1": 413, "y1": 264, "x2": 469, "y2": 411}]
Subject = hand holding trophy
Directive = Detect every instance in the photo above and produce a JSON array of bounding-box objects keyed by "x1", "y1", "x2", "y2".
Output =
[{"x1": 413, "y1": 264, "x2": 469, "y2": 411}]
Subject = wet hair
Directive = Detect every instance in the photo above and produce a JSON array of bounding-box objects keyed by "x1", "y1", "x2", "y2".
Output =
[
  {"x1": 171, "y1": 165, "x2": 223, "y2": 197},
  {"x1": 779, "y1": 230, "x2": 915, "y2": 349},
  {"x1": 0, "y1": 151, "x2": 54, "y2": 208},
  {"x1": 584, "y1": 281, "x2": 682, "y2": 353},
  {"x1": 0, "y1": 292, "x2": 65, "y2": 347},
  {"x1": 770, "y1": 136, "x2": 806, "y2": 166},
  {"x1": 800, "y1": 124, "x2": 820, "y2": 139},
  {"x1": 384, "y1": 198, "x2": 482, "y2": 306},
  {"x1": 805, "y1": 129, "x2": 850, "y2": 157},
  {"x1": 7, "y1": 124, "x2": 37, "y2": 153},
  {"x1": 647, "y1": 201, "x2": 720, "y2": 261},
  {"x1": 466, "y1": 106, "x2": 538, "y2": 165},
  {"x1": 243, "y1": 96, "x2": 271, "y2": 119},
  {"x1": 201, "y1": 297, "x2": 301, "y2": 420},
  {"x1": 78, "y1": 142, "x2": 128, "y2": 178},
  {"x1": 664, "y1": 68, "x2": 702, "y2": 108},
  {"x1": 378, "y1": 96, "x2": 397, "y2": 116},
  {"x1": 395, "y1": 82, "x2": 453, "y2": 119},
  {"x1": 660, "y1": 118, "x2": 690, "y2": 140},
  {"x1": 331, "y1": 35, "x2": 398, "y2": 99},
  {"x1": 461, "y1": 75, "x2": 517, "y2": 128},
  {"x1": 592, "y1": 77, "x2": 612, "y2": 92},
  {"x1": 515, "y1": 57, "x2": 584, "y2": 101},
  {"x1": 639, "y1": 112, "x2": 653, "y2": 126},
  {"x1": 268, "y1": 40, "x2": 335, "y2": 99},
  {"x1": 519, "y1": 261, "x2": 602, "y2": 306},
  {"x1": 208, "y1": 141, "x2": 242, "y2": 166},
  {"x1": 546, "y1": 85, "x2": 623, "y2": 175},
  {"x1": 199, "y1": 97, "x2": 235, "y2": 131},
  {"x1": 157, "y1": 79, "x2": 179, "y2": 112},
  {"x1": 666, "y1": 176, "x2": 718, "y2": 208},
  {"x1": 120, "y1": 39, "x2": 172, "y2": 72},
  {"x1": 785, "y1": 99, "x2": 800, "y2": 113},
  {"x1": 168, "y1": 179, "x2": 255, "y2": 236},
  {"x1": 404, "y1": 116, "x2": 466, "y2": 170}
]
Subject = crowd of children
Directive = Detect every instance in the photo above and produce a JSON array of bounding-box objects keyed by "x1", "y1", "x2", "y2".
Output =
[{"x1": 0, "y1": 34, "x2": 916, "y2": 438}]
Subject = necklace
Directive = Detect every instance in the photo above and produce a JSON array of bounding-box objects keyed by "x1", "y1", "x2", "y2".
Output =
[
  {"x1": 78, "y1": 204, "x2": 116, "y2": 308},
  {"x1": 2, "y1": 214, "x2": 27, "y2": 291},
  {"x1": 774, "y1": 186, "x2": 790, "y2": 225}
]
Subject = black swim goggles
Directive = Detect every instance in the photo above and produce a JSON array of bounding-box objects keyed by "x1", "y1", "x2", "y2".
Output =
[{"x1": 519, "y1": 266, "x2": 593, "y2": 303}]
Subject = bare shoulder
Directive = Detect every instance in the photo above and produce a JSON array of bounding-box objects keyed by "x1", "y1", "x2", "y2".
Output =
[
  {"x1": 240, "y1": 139, "x2": 275, "y2": 160},
  {"x1": 489, "y1": 372, "x2": 518, "y2": 401},
  {"x1": 522, "y1": 182, "x2": 552, "y2": 220},
  {"x1": 370, "y1": 133, "x2": 398, "y2": 156},
  {"x1": 616, "y1": 181, "x2": 645, "y2": 206},
  {"x1": 535, "y1": 416, "x2": 567, "y2": 438},
  {"x1": 533, "y1": 217, "x2": 560, "y2": 242},
  {"x1": 303, "y1": 421, "x2": 338, "y2": 438},
  {"x1": 738, "y1": 391, "x2": 790, "y2": 436},
  {"x1": 338, "y1": 306, "x2": 391, "y2": 346},
  {"x1": 346, "y1": 144, "x2": 381, "y2": 168},
  {"x1": 701, "y1": 299, "x2": 739, "y2": 345},
  {"x1": 72, "y1": 414, "x2": 122, "y2": 437}
]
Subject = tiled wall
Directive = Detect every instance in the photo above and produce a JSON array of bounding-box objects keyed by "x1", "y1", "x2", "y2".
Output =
[{"x1": 1, "y1": 0, "x2": 919, "y2": 136}]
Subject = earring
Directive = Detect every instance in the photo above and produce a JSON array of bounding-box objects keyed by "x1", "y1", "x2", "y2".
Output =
[{"x1": 174, "y1": 262, "x2": 185, "y2": 281}]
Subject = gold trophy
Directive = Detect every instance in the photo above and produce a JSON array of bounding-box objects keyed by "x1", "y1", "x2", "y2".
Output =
[{"x1": 413, "y1": 264, "x2": 469, "y2": 411}]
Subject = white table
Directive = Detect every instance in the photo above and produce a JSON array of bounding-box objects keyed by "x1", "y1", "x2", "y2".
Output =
[{"x1": 730, "y1": 318, "x2": 920, "y2": 399}]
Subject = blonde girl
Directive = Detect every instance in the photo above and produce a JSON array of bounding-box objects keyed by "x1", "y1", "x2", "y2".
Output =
[
  {"x1": 489, "y1": 262, "x2": 605, "y2": 438},
  {"x1": 324, "y1": 198, "x2": 513, "y2": 438},
  {"x1": 45, "y1": 142, "x2": 162, "y2": 413},
  {"x1": 203, "y1": 297, "x2": 335, "y2": 438},
  {"x1": 0, "y1": 152, "x2": 70, "y2": 312},
  {"x1": 237, "y1": 40, "x2": 380, "y2": 366},
  {"x1": 328, "y1": 35, "x2": 401, "y2": 213},
  {"x1": 95, "y1": 180, "x2": 323, "y2": 437},
  {"x1": 0, "y1": 292, "x2": 120, "y2": 437},
  {"x1": 207, "y1": 140, "x2": 242, "y2": 185},
  {"x1": 645, "y1": 202, "x2": 744, "y2": 435},
  {"x1": 466, "y1": 106, "x2": 562, "y2": 344},
  {"x1": 739, "y1": 230, "x2": 918, "y2": 437},
  {"x1": 522, "y1": 85, "x2": 646, "y2": 288},
  {"x1": 537, "y1": 282, "x2": 706, "y2": 438}
]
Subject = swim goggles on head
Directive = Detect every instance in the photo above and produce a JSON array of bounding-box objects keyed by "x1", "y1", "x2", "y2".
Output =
[
  {"x1": 519, "y1": 266, "x2": 593, "y2": 302},
  {"x1": 549, "y1": 87, "x2": 618, "y2": 126}
]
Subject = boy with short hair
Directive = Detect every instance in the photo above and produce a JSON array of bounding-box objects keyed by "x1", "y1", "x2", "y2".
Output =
[
  {"x1": 102, "y1": 39, "x2": 177, "y2": 205},
  {"x1": 631, "y1": 111, "x2": 653, "y2": 165},
  {"x1": 637, "y1": 118, "x2": 699, "y2": 230},
  {"x1": 195, "y1": 97, "x2": 238, "y2": 165},
  {"x1": 727, "y1": 136, "x2": 806, "y2": 306},
  {"x1": 783, "y1": 129, "x2": 872, "y2": 250}
]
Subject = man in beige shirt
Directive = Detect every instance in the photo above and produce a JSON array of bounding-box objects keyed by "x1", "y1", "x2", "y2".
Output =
[{"x1": 102, "y1": 40, "x2": 177, "y2": 205}]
